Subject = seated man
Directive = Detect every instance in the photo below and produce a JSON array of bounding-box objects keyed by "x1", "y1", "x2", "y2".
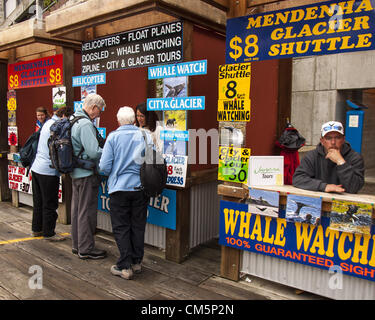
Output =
[{"x1": 292, "y1": 121, "x2": 364, "y2": 194}]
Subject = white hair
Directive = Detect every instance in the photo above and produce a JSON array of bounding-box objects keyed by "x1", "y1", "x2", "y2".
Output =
[
  {"x1": 83, "y1": 93, "x2": 106, "y2": 111},
  {"x1": 117, "y1": 106, "x2": 135, "y2": 125}
]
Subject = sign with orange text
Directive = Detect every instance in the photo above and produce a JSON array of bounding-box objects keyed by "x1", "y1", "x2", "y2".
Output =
[
  {"x1": 8, "y1": 54, "x2": 63, "y2": 90},
  {"x1": 220, "y1": 200, "x2": 375, "y2": 282}
]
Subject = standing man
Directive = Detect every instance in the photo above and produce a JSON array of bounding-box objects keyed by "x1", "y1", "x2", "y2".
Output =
[
  {"x1": 99, "y1": 106, "x2": 152, "y2": 280},
  {"x1": 71, "y1": 93, "x2": 107, "y2": 259},
  {"x1": 293, "y1": 121, "x2": 364, "y2": 194},
  {"x1": 31, "y1": 106, "x2": 74, "y2": 240}
]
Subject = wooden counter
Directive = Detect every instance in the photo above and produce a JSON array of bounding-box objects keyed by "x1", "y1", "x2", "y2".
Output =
[{"x1": 218, "y1": 183, "x2": 375, "y2": 281}]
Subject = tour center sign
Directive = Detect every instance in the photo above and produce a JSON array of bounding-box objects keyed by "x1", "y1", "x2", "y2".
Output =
[
  {"x1": 219, "y1": 200, "x2": 375, "y2": 282},
  {"x1": 81, "y1": 21, "x2": 183, "y2": 74},
  {"x1": 226, "y1": 0, "x2": 375, "y2": 64},
  {"x1": 217, "y1": 63, "x2": 251, "y2": 122},
  {"x1": 8, "y1": 54, "x2": 63, "y2": 90}
]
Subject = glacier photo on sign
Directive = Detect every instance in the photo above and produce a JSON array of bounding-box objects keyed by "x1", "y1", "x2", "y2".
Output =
[{"x1": 247, "y1": 188, "x2": 280, "y2": 218}]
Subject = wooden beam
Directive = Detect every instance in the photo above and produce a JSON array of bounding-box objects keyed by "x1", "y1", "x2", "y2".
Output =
[
  {"x1": 46, "y1": 0, "x2": 226, "y2": 38},
  {"x1": 228, "y1": 0, "x2": 247, "y2": 18}
]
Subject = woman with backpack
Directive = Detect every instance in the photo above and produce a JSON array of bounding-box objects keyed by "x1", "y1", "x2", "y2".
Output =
[{"x1": 30, "y1": 106, "x2": 74, "y2": 241}]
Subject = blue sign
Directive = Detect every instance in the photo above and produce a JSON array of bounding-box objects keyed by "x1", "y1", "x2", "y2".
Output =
[
  {"x1": 97, "y1": 127, "x2": 106, "y2": 139},
  {"x1": 98, "y1": 176, "x2": 176, "y2": 230},
  {"x1": 147, "y1": 188, "x2": 177, "y2": 230},
  {"x1": 160, "y1": 130, "x2": 189, "y2": 141},
  {"x1": 72, "y1": 73, "x2": 106, "y2": 87},
  {"x1": 226, "y1": 0, "x2": 375, "y2": 63},
  {"x1": 147, "y1": 96, "x2": 205, "y2": 111},
  {"x1": 219, "y1": 200, "x2": 375, "y2": 282},
  {"x1": 148, "y1": 59, "x2": 207, "y2": 79},
  {"x1": 74, "y1": 101, "x2": 83, "y2": 111}
]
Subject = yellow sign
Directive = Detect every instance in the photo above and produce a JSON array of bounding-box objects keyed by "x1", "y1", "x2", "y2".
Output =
[
  {"x1": 7, "y1": 97, "x2": 16, "y2": 111},
  {"x1": 217, "y1": 99, "x2": 251, "y2": 122},
  {"x1": 218, "y1": 63, "x2": 251, "y2": 101},
  {"x1": 218, "y1": 146, "x2": 251, "y2": 184}
]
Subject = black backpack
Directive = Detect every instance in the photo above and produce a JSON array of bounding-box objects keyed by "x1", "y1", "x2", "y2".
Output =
[
  {"x1": 140, "y1": 131, "x2": 167, "y2": 197},
  {"x1": 48, "y1": 116, "x2": 102, "y2": 174},
  {"x1": 19, "y1": 129, "x2": 41, "y2": 169}
]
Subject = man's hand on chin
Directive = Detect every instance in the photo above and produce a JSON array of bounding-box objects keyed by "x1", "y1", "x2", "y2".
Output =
[
  {"x1": 325, "y1": 148, "x2": 346, "y2": 165},
  {"x1": 325, "y1": 184, "x2": 345, "y2": 193}
]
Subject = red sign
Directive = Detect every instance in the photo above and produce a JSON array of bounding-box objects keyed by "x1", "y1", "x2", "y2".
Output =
[{"x1": 8, "y1": 54, "x2": 63, "y2": 90}]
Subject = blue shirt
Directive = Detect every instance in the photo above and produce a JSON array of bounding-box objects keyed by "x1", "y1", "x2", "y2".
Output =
[
  {"x1": 31, "y1": 115, "x2": 59, "y2": 176},
  {"x1": 99, "y1": 125, "x2": 153, "y2": 194}
]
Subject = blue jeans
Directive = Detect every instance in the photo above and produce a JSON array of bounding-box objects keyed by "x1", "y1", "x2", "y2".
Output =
[{"x1": 109, "y1": 191, "x2": 149, "y2": 269}]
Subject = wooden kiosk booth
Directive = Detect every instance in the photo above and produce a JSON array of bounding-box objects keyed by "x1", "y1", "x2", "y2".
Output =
[
  {"x1": 1, "y1": 0, "x2": 244, "y2": 264},
  {"x1": 217, "y1": 0, "x2": 375, "y2": 300}
]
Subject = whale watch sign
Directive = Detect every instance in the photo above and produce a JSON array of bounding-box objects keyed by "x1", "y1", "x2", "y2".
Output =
[{"x1": 226, "y1": 0, "x2": 375, "y2": 63}]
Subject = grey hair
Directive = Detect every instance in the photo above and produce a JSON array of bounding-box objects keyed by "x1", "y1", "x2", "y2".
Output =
[
  {"x1": 83, "y1": 93, "x2": 106, "y2": 111},
  {"x1": 117, "y1": 106, "x2": 135, "y2": 125}
]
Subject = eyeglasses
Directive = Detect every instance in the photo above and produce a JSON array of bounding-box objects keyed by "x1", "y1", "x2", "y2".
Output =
[
  {"x1": 322, "y1": 124, "x2": 342, "y2": 132},
  {"x1": 324, "y1": 135, "x2": 344, "y2": 141},
  {"x1": 94, "y1": 105, "x2": 103, "y2": 114}
]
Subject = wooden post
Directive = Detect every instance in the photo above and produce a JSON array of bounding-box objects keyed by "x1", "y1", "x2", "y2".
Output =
[
  {"x1": 56, "y1": 46, "x2": 74, "y2": 224},
  {"x1": 164, "y1": 21, "x2": 194, "y2": 263},
  {"x1": 218, "y1": 186, "x2": 248, "y2": 281},
  {"x1": 0, "y1": 61, "x2": 10, "y2": 202},
  {"x1": 165, "y1": 187, "x2": 191, "y2": 263},
  {"x1": 7, "y1": 49, "x2": 19, "y2": 207},
  {"x1": 227, "y1": 0, "x2": 247, "y2": 18}
]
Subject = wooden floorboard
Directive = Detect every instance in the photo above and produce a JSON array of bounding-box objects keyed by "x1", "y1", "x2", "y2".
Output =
[{"x1": 0, "y1": 202, "x2": 300, "y2": 301}]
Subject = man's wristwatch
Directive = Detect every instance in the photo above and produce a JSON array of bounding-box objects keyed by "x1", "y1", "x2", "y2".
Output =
[{"x1": 337, "y1": 160, "x2": 346, "y2": 166}]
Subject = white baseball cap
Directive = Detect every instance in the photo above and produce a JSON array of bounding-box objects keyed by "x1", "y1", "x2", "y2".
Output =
[{"x1": 321, "y1": 121, "x2": 344, "y2": 137}]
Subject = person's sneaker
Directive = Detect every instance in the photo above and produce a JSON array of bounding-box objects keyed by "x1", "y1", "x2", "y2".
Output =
[
  {"x1": 121, "y1": 268, "x2": 133, "y2": 280},
  {"x1": 78, "y1": 248, "x2": 107, "y2": 260},
  {"x1": 31, "y1": 231, "x2": 43, "y2": 237},
  {"x1": 111, "y1": 265, "x2": 133, "y2": 280},
  {"x1": 44, "y1": 234, "x2": 66, "y2": 242},
  {"x1": 72, "y1": 248, "x2": 78, "y2": 255},
  {"x1": 132, "y1": 263, "x2": 142, "y2": 274}
]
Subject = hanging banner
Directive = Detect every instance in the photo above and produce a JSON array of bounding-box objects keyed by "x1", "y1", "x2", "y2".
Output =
[
  {"x1": 8, "y1": 54, "x2": 63, "y2": 90},
  {"x1": 226, "y1": 0, "x2": 375, "y2": 63},
  {"x1": 219, "y1": 200, "x2": 375, "y2": 282},
  {"x1": 82, "y1": 21, "x2": 183, "y2": 74}
]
